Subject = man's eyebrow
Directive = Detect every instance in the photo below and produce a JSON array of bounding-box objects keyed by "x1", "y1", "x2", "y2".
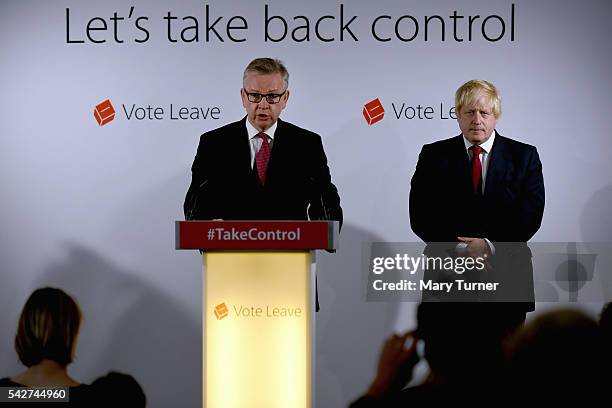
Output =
[{"x1": 246, "y1": 89, "x2": 282, "y2": 94}]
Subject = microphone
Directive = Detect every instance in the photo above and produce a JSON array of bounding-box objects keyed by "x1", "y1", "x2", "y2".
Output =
[
  {"x1": 309, "y1": 176, "x2": 336, "y2": 254},
  {"x1": 308, "y1": 176, "x2": 329, "y2": 221},
  {"x1": 186, "y1": 179, "x2": 208, "y2": 220}
]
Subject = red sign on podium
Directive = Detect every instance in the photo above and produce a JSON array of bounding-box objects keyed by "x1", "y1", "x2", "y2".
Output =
[{"x1": 175, "y1": 221, "x2": 338, "y2": 250}]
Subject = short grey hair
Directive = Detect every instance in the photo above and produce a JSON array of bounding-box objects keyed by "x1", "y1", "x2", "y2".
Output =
[{"x1": 243, "y1": 58, "x2": 289, "y2": 89}]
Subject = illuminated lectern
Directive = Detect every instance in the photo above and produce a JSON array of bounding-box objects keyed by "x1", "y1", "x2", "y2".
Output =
[{"x1": 176, "y1": 221, "x2": 339, "y2": 408}]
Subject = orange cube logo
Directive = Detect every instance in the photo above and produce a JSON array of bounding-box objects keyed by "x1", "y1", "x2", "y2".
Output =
[
  {"x1": 363, "y1": 98, "x2": 385, "y2": 126},
  {"x1": 214, "y1": 303, "x2": 229, "y2": 320},
  {"x1": 94, "y1": 99, "x2": 116, "y2": 126}
]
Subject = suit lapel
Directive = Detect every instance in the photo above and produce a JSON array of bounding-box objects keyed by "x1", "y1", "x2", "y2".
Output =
[
  {"x1": 484, "y1": 131, "x2": 509, "y2": 196},
  {"x1": 234, "y1": 116, "x2": 254, "y2": 176},
  {"x1": 451, "y1": 135, "x2": 473, "y2": 194}
]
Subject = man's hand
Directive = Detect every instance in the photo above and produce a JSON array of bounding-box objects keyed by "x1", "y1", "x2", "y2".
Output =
[
  {"x1": 457, "y1": 237, "x2": 491, "y2": 257},
  {"x1": 366, "y1": 330, "x2": 420, "y2": 399},
  {"x1": 457, "y1": 237, "x2": 494, "y2": 271}
]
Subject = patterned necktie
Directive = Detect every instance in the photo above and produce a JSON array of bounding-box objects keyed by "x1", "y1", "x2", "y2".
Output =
[
  {"x1": 470, "y1": 145, "x2": 483, "y2": 194},
  {"x1": 255, "y1": 132, "x2": 270, "y2": 185}
]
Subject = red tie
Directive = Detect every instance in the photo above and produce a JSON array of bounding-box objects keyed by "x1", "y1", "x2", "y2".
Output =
[
  {"x1": 255, "y1": 132, "x2": 270, "y2": 185},
  {"x1": 470, "y1": 145, "x2": 483, "y2": 194}
]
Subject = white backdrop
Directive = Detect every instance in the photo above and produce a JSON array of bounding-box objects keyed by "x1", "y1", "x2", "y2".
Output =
[{"x1": 1, "y1": 1, "x2": 611, "y2": 406}]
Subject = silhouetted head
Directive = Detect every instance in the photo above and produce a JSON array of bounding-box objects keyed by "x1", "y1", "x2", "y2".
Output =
[
  {"x1": 92, "y1": 371, "x2": 146, "y2": 407},
  {"x1": 599, "y1": 302, "x2": 612, "y2": 340},
  {"x1": 510, "y1": 309, "x2": 602, "y2": 394},
  {"x1": 15, "y1": 287, "x2": 82, "y2": 367},
  {"x1": 416, "y1": 303, "x2": 510, "y2": 384},
  {"x1": 599, "y1": 302, "x2": 612, "y2": 367}
]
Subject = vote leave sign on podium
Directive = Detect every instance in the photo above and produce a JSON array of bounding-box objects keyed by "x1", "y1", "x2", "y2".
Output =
[{"x1": 175, "y1": 220, "x2": 339, "y2": 408}]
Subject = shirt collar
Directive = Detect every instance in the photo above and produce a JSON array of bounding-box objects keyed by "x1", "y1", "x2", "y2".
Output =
[
  {"x1": 245, "y1": 118, "x2": 278, "y2": 140},
  {"x1": 462, "y1": 130, "x2": 496, "y2": 153}
]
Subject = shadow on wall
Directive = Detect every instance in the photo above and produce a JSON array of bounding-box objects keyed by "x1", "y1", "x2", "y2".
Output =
[
  {"x1": 316, "y1": 224, "x2": 408, "y2": 407},
  {"x1": 37, "y1": 243, "x2": 201, "y2": 408},
  {"x1": 581, "y1": 185, "x2": 612, "y2": 243},
  {"x1": 323, "y1": 116, "x2": 415, "y2": 240},
  {"x1": 580, "y1": 184, "x2": 612, "y2": 302},
  {"x1": 315, "y1": 117, "x2": 417, "y2": 406}
]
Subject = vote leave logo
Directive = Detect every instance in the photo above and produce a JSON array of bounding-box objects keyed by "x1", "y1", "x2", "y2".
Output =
[
  {"x1": 363, "y1": 98, "x2": 385, "y2": 126},
  {"x1": 94, "y1": 99, "x2": 116, "y2": 126},
  {"x1": 214, "y1": 303, "x2": 229, "y2": 320},
  {"x1": 93, "y1": 99, "x2": 222, "y2": 125},
  {"x1": 213, "y1": 303, "x2": 304, "y2": 320}
]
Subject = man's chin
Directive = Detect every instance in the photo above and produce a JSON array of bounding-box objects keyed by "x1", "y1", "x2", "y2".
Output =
[
  {"x1": 255, "y1": 118, "x2": 273, "y2": 129},
  {"x1": 468, "y1": 132, "x2": 488, "y2": 143}
]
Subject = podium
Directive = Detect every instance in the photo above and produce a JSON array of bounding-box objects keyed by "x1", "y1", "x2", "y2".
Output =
[{"x1": 176, "y1": 221, "x2": 339, "y2": 408}]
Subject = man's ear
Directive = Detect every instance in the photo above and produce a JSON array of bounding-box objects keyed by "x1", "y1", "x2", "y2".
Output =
[{"x1": 240, "y1": 88, "x2": 248, "y2": 108}]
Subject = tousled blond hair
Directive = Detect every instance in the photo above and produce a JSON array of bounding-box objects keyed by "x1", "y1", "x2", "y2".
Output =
[{"x1": 455, "y1": 79, "x2": 501, "y2": 118}]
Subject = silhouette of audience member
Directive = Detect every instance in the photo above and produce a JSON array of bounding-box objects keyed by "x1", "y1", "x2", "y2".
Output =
[
  {"x1": 508, "y1": 309, "x2": 604, "y2": 404},
  {"x1": 600, "y1": 301, "x2": 612, "y2": 326},
  {"x1": 350, "y1": 303, "x2": 514, "y2": 407},
  {"x1": 356, "y1": 330, "x2": 420, "y2": 404},
  {"x1": 92, "y1": 371, "x2": 146, "y2": 407},
  {"x1": 600, "y1": 302, "x2": 612, "y2": 377},
  {"x1": 0, "y1": 287, "x2": 98, "y2": 406}
]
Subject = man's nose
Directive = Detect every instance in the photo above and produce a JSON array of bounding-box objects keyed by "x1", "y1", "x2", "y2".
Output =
[{"x1": 257, "y1": 98, "x2": 270, "y2": 108}]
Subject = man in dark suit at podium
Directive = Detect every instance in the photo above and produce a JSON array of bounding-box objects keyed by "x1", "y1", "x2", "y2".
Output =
[
  {"x1": 409, "y1": 79, "x2": 545, "y2": 319},
  {"x1": 184, "y1": 57, "x2": 342, "y2": 226},
  {"x1": 184, "y1": 58, "x2": 342, "y2": 312}
]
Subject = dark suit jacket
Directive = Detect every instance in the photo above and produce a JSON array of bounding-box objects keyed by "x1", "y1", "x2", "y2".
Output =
[
  {"x1": 409, "y1": 132, "x2": 544, "y2": 310},
  {"x1": 184, "y1": 117, "x2": 342, "y2": 225},
  {"x1": 409, "y1": 131, "x2": 544, "y2": 243}
]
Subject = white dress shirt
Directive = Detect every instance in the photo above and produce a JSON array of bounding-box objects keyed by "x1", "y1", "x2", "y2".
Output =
[
  {"x1": 245, "y1": 120, "x2": 278, "y2": 169},
  {"x1": 458, "y1": 130, "x2": 497, "y2": 254},
  {"x1": 462, "y1": 130, "x2": 496, "y2": 195}
]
